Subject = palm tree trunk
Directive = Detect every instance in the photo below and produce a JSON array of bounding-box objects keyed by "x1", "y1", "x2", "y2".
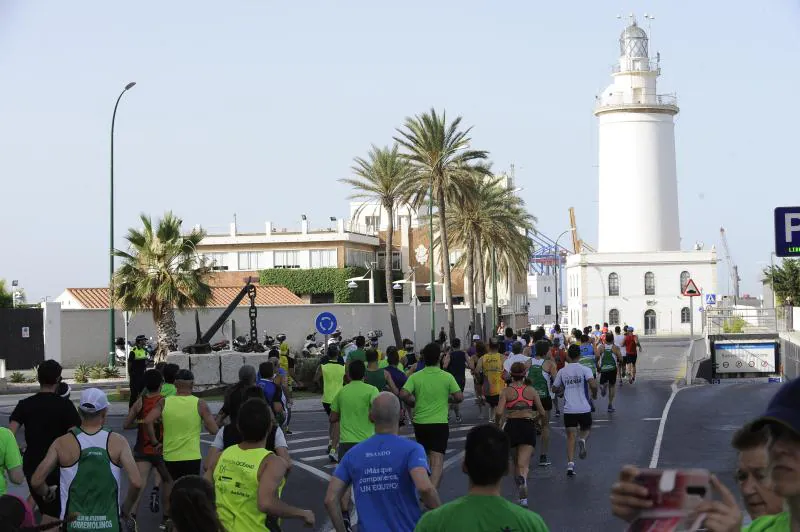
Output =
[
  {"x1": 476, "y1": 232, "x2": 487, "y2": 339},
  {"x1": 466, "y1": 237, "x2": 476, "y2": 336},
  {"x1": 384, "y1": 204, "x2": 402, "y2": 347},
  {"x1": 436, "y1": 186, "x2": 456, "y2": 342},
  {"x1": 155, "y1": 305, "x2": 178, "y2": 363}
]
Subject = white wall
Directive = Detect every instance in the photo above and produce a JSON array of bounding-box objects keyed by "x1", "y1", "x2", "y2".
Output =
[
  {"x1": 566, "y1": 250, "x2": 717, "y2": 335},
  {"x1": 794, "y1": 307, "x2": 800, "y2": 332},
  {"x1": 58, "y1": 303, "x2": 475, "y2": 368},
  {"x1": 527, "y1": 273, "x2": 556, "y2": 323}
]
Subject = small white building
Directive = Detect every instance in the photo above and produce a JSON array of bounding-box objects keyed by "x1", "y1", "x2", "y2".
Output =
[
  {"x1": 566, "y1": 18, "x2": 717, "y2": 335},
  {"x1": 527, "y1": 273, "x2": 556, "y2": 325}
]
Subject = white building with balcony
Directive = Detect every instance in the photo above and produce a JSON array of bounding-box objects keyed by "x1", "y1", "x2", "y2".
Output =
[{"x1": 566, "y1": 18, "x2": 717, "y2": 335}]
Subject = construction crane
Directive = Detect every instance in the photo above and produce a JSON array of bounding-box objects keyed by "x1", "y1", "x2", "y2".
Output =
[
  {"x1": 568, "y1": 207, "x2": 596, "y2": 253},
  {"x1": 719, "y1": 227, "x2": 741, "y2": 300}
]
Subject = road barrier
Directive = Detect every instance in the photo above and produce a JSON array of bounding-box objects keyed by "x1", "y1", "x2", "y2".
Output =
[{"x1": 781, "y1": 333, "x2": 800, "y2": 380}]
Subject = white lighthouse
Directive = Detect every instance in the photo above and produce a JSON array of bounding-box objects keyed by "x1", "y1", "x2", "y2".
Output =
[
  {"x1": 596, "y1": 19, "x2": 681, "y2": 253},
  {"x1": 564, "y1": 17, "x2": 718, "y2": 336}
]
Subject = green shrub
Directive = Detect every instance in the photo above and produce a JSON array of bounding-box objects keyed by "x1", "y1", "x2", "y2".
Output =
[
  {"x1": 723, "y1": 316, "x2": 747, "y2": 333},
  {"x1": 102, "y1": 366, "x2": 121, "y2": 379},
  {"x1": 259, "y1": 267, "x2": 368, "y2": 303},
  {"x1": 9, "y1": 371, "x2": 25, "y2": 383},
  {"x1": 89, "y1": 363, "x2": 107, "y2": 380},
  {"x1": 293, "y1": 356, "x2": 321, "y2": 391},
  {"x1": 74, "y1": 364, "x2": 89, "y2": 384},
  {"x1": 25, "y1": 375, "x2": 37, "y2": 383}
]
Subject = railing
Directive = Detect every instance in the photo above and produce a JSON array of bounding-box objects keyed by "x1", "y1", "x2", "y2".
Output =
[
  {"x1": 703, "y1": 307, "x2": 787, "y2": 335},
  {"x1": 344, "y1": 220, "x2": 379, "y2": 237},
  {"x1": 611, "y1": 60, "x2": 660, "y2": 74},
  {"x1": 782, "y1": 332, "x2": 800, "y2": 380},
  {"x1": 595, "y1": 93, "x2": 678, "y2": 109}
]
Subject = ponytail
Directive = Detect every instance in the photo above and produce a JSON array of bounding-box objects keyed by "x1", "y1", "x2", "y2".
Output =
[{"x1": 170, "y1": 475, "x2": 226, "y2": 532}]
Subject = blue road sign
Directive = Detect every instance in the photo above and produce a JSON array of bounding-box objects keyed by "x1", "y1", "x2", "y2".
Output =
[
  {"x1": 775, "y1": 206, "x2": 800, "y2": 257},
  {"x1": 704, "y1": 294, "x2": 716, "y2": 305},
  {"x1": 315, "y1": 312, "x2": 338, "y2": 335}
]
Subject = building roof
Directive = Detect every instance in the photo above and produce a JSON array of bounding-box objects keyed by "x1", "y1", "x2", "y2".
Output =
[{"x1": 60, "y1": 285, "x2": 303, "y2": 309}]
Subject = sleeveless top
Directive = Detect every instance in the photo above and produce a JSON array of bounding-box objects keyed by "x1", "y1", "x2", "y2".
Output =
[
  {"x1": 599, "y1": 345, "x2": 617, "y2": 372},
  {"x1": 482, "y1": 353, "x2": 505, "y2": 396},
  {"x1": 162, "y1": 395, "x2": 201, "y2": 461},
  {"x1": 321, "y1": 363, "x2": 346, "y2": 404},
  {"x1": 365, "y1": 368, "x2": 387, "y2": 390},
  {"x1": 60, "y1": 428, "x2": 122, "y2": 531},
  {"x1": 135, "y1": 393, "x2": 163, "y2": 456},
  {"x1": 215, "y1": 445, "x2": 273, "y2": 532},
  {"x1": 550, "y1": 347, "x2": 566, "y2": 370},
  {"x1": 505, "y1": 384, "x2": 534, "y2": 411},
  {"x1": 527, "y1": 358, "x2": 551, "y2": 399},
  {"x1": 624, "y1": 335, "x2": 638, "y2": 355},
  {"x1": 578, "y1": 343, "x2": 596, "y2": 375}
]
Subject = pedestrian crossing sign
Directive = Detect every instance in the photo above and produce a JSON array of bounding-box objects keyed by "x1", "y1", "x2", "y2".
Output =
[{"x1": 682, "y1": 278, "x2": 701, "y2": 297}]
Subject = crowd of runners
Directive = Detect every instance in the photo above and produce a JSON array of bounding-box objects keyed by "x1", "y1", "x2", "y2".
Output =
[{"x1": 0, "y1": 324, "x2": 798, "y2": 532}]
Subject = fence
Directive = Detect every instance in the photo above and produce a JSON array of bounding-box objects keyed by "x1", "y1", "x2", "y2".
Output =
[
  {"x1": 782, "y1": 332, "x2": 800, "y2": 380},
  {"x1": 704, "y1": 307, "x2": 792, "y2": 336}
]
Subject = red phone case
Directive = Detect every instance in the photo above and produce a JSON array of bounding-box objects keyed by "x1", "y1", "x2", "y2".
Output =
[{"x1": 626, "y1": 469, "x2": 710, "y2": 532}]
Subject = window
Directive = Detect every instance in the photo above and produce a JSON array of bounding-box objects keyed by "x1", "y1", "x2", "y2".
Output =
[
  {"x1": 364, "y1": 216, "x2": 380, "y2": 232},
  {"x1": 680, "y1": 271, "x2": 691, "y2": 293},
  {"x1": 346, "y1": 249, "x2": 374, "y2": 268},
  {"x1": 311, "y1": 249, "x2": 336, "y2": 268},
  {"x1": 449, "y1": 250, "x2": 463, "y2": 267},
  {"x1": 237, "y1": 251, "x2": 262, "y2": 270},
  {"x1": 609, "y1": 308, "x2": 620, "y2": 325},
  {"x1": 644, "y1": 271, "x2": 655, "y2": 295},
  {"x1": 545, "y1": 305, "x2": 552, "y2": 316},
  {"x1": 609, "y1": 273, "x2": 620, "y2": 296},
  {"x1": 681, "y1": 307, "x2": 691, "y2": 323},
  {"x1": 205, "y1": 253, "x2": 228, "y2": 271},
  {"x1": 377, "y1": 251, "x2": 402, "y2": 271},
  {"x1": 274, "y1": 250, "x2": 300, "y2": 269}
]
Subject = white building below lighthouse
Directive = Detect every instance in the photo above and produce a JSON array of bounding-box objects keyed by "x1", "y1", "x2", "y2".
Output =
[{"x1": 566, "y1": 18, "x2": 717, "y2": 335}]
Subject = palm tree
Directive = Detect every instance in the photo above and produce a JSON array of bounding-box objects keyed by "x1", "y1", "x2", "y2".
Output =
[
  {"x1": 113, "y1": 212, "x2": 212, "y2": 361},
  {"x1": 395, "y1": 109, "x2": 489, "y2": 342},
  {"x1": 340, "y1": 144, "x2": 414, "y2": 346}
]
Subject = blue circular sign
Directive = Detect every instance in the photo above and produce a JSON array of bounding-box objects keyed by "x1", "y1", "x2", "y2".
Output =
[{"x1": 315, "y1": 312, "x2": 338, "y2": 335}]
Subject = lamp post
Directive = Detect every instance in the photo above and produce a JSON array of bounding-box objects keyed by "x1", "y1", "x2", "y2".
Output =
[
  {"x1": 428, "y1": 181, "x2": 435, "y2": 343},
  {"x1": 553, "y1": 228, "x2": 575, "y2": 328},
  {"x1": 491, "y1": 246, "x2": 498, "y2": 336},
  {"x1": 346, "y1": 263, "x2": 376, "y2": 304},
  {"x1": 109, "y1": 81, "x2": 136, "y2": 366},
  {"x1": 393, "y1": 270, "x2": 418, "y2": 349}
]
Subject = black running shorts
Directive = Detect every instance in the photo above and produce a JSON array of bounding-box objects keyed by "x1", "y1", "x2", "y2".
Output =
[
  {"x1": 164, "y1": 459, "x2": 201, "y2": 482},
  {"x1": 322, "y1": 402, "x2": 332, "y2": 416},
  {"x1": 27, "y1": 470, "x2": 60, "y2": 518},
  {"x1": 599, "y1": 370, "x2": 617, "y2": 386},
  {"x1": 563, "y1": 412, "x2": 592, "y2": 430},
  {"x1": 627, "y1": 354, "x2": 638, "y2": 366},
  {"x1": 504, "y1": 418, "x2": 537, "y2": 448},
  {"x1": 485, "y1": 394, "x2": 500, "y2": 408},
  {"x1": 540, "y1": 396, "x2": 553, "y2": 412},
  {"x1": 338, "y1": 442, "x2": 358, "y2": 460},
  {"x1": 413, "y1": 423, "x2": 449, "y2": 454}
]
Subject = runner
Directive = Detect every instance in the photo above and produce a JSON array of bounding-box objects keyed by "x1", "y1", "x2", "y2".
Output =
[
  {"x1": 470, "y1": 341, "x2": 487, "y2": 415},
  {"x1": 613, "y1": 325, "x2": 627, "y2": 385},
  {"x1": 503, "y1": 341, "x2": 530, "y2": 382},
  {"x1": 329, "y1": 360, "x2": 379, "y2": 531},
  {"x1": 168, "y1": 475, "x2": 225, "y2": 532},
  {"x1": 528, "y1": 340, "x2": 557, "y2": 466},
  {"x1": 269, "y1": 355, "x2": 294, "y2": 434},
  {"x1": 215, "y1": 365, "x2": 257, "y2": 427},
  {"x1": 256, "y1": 361, "x2": 286, "y2": 421},
  {"x1": 160, "y1": 363, "x2": 179, "y2": 397},
  {"x1": 623, "y1": 326, "x2": 642, "y2": 384},
  {"x1": 400, "y1": 342, "x2": 464, "y2": 489},
  {"x1": 550, "y1": 324, "x2": 565, "y2": 347},
  {"x1": 503, "y1": 327, "x2": 515, "y2": 355},
  {"x1": 497, "y1": 362, "x2": 547, "y2": 506},
  {"x1": 0, "y1": 425, "x2": 24, "y2": 495},
  {"x1": 365, "y1": 349, "x2": 399, "y2": 394},
  {"x1": 443, "y1": 337, "x2": 469, "y2": 423},
  {"x1": 143, "y1": 369, "x2": 218, "y2": 528},
  {"x1": 578, "y1": 334, "x2": 597, "y2": 412},
  {"x1": 121, "y1": 369, "x2": 173, "y2": 529},
  {"x1": 401, "y1": 339, "x2": 416, "y2": 369},
  {"x1": 552, "y1": 344, "x2": 597, "y2": 477},
  {"x1": 549, "y1": 337, "x2": 567, "y2": 417},
  {"x1": 8, "y1": 360, "x2": 81, "y2": 526},
  {"x1": 128, "y1": 335, "x2": 149, "y2": 408},
  {"x1": 315, "y1": 346, "x2": 345, "y2": 463},
  {"x1": 596, "y1": 332, "x2": 622, "y2": 412},
  {"x1": 324, "y1": 392, "x2": 441, "y2": 531},
  {"x1": 478, "y1": 337, "x2": 506, "y2": 423},
  {"x1": 346, "y1": 335, "x2": 367, "y2": 365},
  {"x1": 30, "y1": 388, "x2": 142, "y2": 532},
  {"x1": 0, "y1": 494, "x2": 37, "y2": 529},
  {"x1": 414, "y1": 424, "x2": 549, "y2": 532},
  {"x1": 212, "y1": 398, "x2": 314, "y2": 530}
]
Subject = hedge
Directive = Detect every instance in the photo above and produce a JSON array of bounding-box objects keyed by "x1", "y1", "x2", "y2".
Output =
[{"x1": 259, "y1": 267, "x2": 368, "y2": 303}]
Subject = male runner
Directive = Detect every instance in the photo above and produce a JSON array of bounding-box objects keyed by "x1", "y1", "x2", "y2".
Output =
[
  {"x1": 400, "y1": 342, "x2": 463, "y2": 489},
  {"x1": 549, "y1": 337, "x2": 567, "y2": 417},
  {"x1": 596, "y1": 332, "x2": 622, "y2": 412},
  {"x1": 31, "y1": 388, "x2": 142, "y2": 532},
  {"x1": 364, "y1": 349, "x2": 399, "y2": 394},
  {"x1": 315, "y1": 346, "x2": 345, "y2": 463},
  {"x1": 347, "y1": 335, "x2": 367, "y2": 365},
  {"x1": 552, "y1": 344, "x2": 597, "y2": 477},
  {"x1": 578, "y1": 334, "x2": 597, "y2": 412},
  {"x1": 470, "y1": 341, "x2": 487, "y2": 415},
  {"x1": 613, "y1": 325, "x2": 627, "y2": 384},
  {"x1": 592, "y1": 324, "x2": 603, "y2": 342},
  {"x1": 8, "y1": 360, "x2": 81, "y2": 526},
  {"x1": 478, "y1": 337, "x2": 505, "y2": 423},
  {"x1": 528, "y1": 339, "x2": 557, "y2": 466},
  {"x1": 443, "y1": 338, "x2": 469, "y2": 423},
  {"x1": 329, "y1": 360, "x2": 378, "y2": 531},
  {"x1": 415, "y1": 425, "x2": 549, "y2": 532},
  {"x1": 503, "y1": 341, "x2": 530, "y2": 382},
  {"x1": 623, "y1": 326, "x2": 642, "y2": 384},
  {"x1": 325, "y1": 392, "x2": 440, "y2": 531}
]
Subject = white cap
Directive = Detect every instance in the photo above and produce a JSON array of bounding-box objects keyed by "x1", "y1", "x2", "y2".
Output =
[
  {"x1": 472, "y1": 334, "x2": 481, "y2": 340},
  {"x1": 79, "y1": 388, "x2": 109, "y2": 414}
]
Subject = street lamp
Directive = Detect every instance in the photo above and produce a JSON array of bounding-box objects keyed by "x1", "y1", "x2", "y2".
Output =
[
  {"x1": 109, "y1": 81, "x2": 136, "y2": 366},
  {"x1": 393, "y1": 273, "x2": 419, "y2": 349},
  {"x1": 346, "y1": 262, "x2": 376, "y2": 303},
  {"x1": 428, "y1": 179, "x2": 435, "y2": 343},
  {"x1": 553, "y1": 228, "x2": 576, "y2": 327}
]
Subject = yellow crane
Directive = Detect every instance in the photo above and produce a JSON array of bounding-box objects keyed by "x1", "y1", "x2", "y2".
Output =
[{"x1": 568, "y1": 207, "x2": 596, "y2": 253}]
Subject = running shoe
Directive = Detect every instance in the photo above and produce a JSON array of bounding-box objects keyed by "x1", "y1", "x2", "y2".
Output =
[
  {"x1": 124, "y1": 514, "x2": 138, "y2": 532},
  {"x1": 567, "y1": 462, "x2": 576, "y2": 476},
  {"x1": 578, "y1": 438, "x2": 588, "y2": 459},
  {"x1": 519, "y1": 498, "x2": 528, "y2": 506},
  {"x1": 554, "y1": 410, "x2": 561, "y2": 418},
  {"x1": 600, "y1": 384, "x2": 607, "y2": 397},
  {"x1": 284, "y1": 428, "x2": 293, "y2": 435},
  {"x1": 608, "y1": 405, "x2": 616, "y2": 413},
  {"x1": 329, "y1": 449, "x2": 338, "y2": 463},
  {"x1": 149, "y1": 487, "x2": 160, "y2": 513},
  {"x1": 631, "y1": 376, "x2": 635, "y2": 384},
  {"x1": 343, "y1": 514, "x2": 353, "y2": 532},
  {"x1": 455, "y1": 415, "x2": 463, "y2": 424},
  {"x1": 539, "y1": 455, "x2": 551, "y2": 466}
]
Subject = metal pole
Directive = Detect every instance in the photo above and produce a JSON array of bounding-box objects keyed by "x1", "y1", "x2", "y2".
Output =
[
  {"x1": 412, "y1": 272, "x2": 418, "y2": 350},
  {"x1": 553, "y1": 229, "x2": 572, "y2": 328},
  {"x1": 491, "y1": 246, "x2": 498, "y2": 336},
  {"x1": 109, "y1": 82, "x2": 136, "y2": 367},
  {"x1": 429, "y1": 181, "x2": 435, "y2": 342},
  {"x1": 690, "y1": 297, "x2": 694, "y2": 338}
]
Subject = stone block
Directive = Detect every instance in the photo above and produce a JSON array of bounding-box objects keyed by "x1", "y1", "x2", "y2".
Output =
[
  {"x1": 189, "y1": 354, "x2": 221, "y2": 386},
  {"x1": 165, "y1": 352, "x2": 190, "y2": 370},
  {"x1": 241, "y1": 353, "x2": 272, "y2": 376},
  {"x1": 219, "y1": 352, "x2": 245, "y2": 384}
]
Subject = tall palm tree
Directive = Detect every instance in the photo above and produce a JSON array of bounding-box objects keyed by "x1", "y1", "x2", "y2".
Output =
[
  {"x1": 395, "y1": 109, "x2": 489, "y2": 342},
  {"x1": 340, "y1": 144, "x2": 414, "y2": 346},
  {"x1": 113, "y1": 212, "x2": 212, "y2": 361}
]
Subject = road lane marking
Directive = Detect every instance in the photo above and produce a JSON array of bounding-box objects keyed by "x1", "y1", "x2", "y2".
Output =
[
  {"x1": 642, "y1": 418, "x2": 662, "y2": 421},
  {"x1": 444, "y1": 451, "x2": 465, "y2": 470},
  {"x1": 649, "y1": 381, "x2": 683, "y2": 468},
  {"x1": 292, "y1": 460, "x2": 331, "y2": 481}
]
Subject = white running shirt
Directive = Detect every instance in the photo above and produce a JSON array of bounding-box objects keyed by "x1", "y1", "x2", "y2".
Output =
[
  {"x1": 614, "y1": 334, "x2": 626, "y2": 357},
  {"x1": 553, "y1": 362, "x2": 595, "y2": 414},
  {"x1": 504, "y1": 354, "x2": 530, "y2": 374}
]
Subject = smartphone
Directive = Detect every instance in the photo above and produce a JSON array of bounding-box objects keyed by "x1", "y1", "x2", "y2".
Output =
[{"x1": 626, "y1": 468, "x2": 710, "y2": 532}]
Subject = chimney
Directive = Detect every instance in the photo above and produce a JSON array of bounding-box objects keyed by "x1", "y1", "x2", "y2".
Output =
[
  {"x1": 301, "y1": 219, "x2": 309, "y2": 234},
  {"x1": 229, "y1": 221, "x2": 236, "y2": 237},
  {"x1": 337, "y1": 219, "x2": 345, "y2": 234},
  {"x1": 265, "y1": 221, "x2": 272, "y2": 236}
]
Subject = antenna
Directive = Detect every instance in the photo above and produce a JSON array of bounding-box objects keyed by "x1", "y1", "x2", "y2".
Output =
[{"x1": 644, "y1": 13, "x2": 655, "y2": 49}]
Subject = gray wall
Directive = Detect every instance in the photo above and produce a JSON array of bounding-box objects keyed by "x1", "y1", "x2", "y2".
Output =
[{"x1": 59, "y1": 303, "x2": 477, "y2": 368}]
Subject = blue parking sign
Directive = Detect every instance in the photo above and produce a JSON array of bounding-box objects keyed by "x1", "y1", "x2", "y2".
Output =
[{"x1": 775, "y1": 206, "x2": 800, "y2": 257}]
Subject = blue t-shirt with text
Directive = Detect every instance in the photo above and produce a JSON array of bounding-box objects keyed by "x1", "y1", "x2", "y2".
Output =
[{"x1": 333, "y1": 433, "x2": 429, "y2": 532}]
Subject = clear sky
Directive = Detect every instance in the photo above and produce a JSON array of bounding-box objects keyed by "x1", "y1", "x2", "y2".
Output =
[{"x1": 2, "y1": 1, "x2": 799, "y2": 301}]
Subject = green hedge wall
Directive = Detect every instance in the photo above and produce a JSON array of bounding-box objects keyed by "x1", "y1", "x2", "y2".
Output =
[{"x1": 259, "y1": 267, "x2": 368, "y2": 303}]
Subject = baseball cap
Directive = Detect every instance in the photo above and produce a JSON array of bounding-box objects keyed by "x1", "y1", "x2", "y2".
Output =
[
  {"x1": 175, "y1": 369, "x2": 194, "y2": 382},
  {"x1": 79, "y1": 388, "x2": 109, "y2": 414},
  {"x1": 751, "y1": 378, "x2": 800, "y2": 436},
  {"x1": 472, "y1": 334, "x2": 481, "y2": 340}
]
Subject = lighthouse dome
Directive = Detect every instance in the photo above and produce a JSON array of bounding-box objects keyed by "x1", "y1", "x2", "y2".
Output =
[{"x1": 619, "y1": 22, "x2": 648, "y2": 58}]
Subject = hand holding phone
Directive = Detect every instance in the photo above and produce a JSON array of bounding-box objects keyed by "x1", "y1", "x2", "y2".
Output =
[{"x1": 626, "y1": 468, "x2": 710, "y2": 532}]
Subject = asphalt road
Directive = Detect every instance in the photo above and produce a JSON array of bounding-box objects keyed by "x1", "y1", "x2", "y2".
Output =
[{"x1": 0, "y1": 339, "x2": 782, "y2": 531}]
